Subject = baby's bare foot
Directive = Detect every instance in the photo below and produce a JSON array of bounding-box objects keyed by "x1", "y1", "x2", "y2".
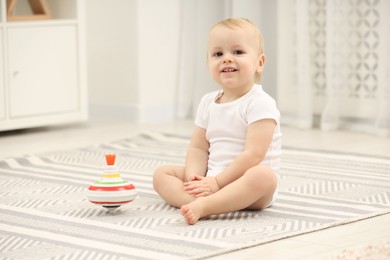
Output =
[{"x1": 180, "y1": 199, "x2": 204, "y2": 225}]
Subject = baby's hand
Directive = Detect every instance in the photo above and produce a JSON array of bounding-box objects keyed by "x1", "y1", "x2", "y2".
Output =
[
  {"x1": 187, "y1": 175, "x2": 199, "y2": 182},
  {"x1": 183, "y1": 176, "x2": 220, "y2": 197}
]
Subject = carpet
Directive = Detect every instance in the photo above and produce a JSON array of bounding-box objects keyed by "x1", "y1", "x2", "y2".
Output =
[{"x1": 0, "y1": 132, "x2": 389, "y2": 259}]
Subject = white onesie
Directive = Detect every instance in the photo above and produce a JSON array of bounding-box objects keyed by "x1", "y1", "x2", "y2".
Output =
[{"x1": 195, "y1": 84, "x2": 282, "y2": 206}]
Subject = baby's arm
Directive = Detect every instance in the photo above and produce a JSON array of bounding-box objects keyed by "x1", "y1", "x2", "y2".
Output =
[
  {"x1": 215, "y1": 119, "x2": 276, "y2": 188},
  {"x1": 184, "y1": 126, "x2": 209, "y2": 181}
]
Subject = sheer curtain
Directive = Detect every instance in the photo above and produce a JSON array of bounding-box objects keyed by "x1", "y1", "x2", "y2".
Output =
[{"x1": 277, "y1": 0, "x2": 390, "y2": 137}]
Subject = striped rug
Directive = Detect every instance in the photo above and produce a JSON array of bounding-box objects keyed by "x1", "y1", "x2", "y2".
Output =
[{"x1": 0, "y1": 132, "x2": 389, "y2": 259}]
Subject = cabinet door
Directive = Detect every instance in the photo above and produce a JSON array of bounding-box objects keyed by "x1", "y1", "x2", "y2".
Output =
[
  {"x1": 8, "y1": 26, "x2": 79, "y2": 117},
  {"x1": 0, "y1": 29, "x2": 5, "y2": 120}
]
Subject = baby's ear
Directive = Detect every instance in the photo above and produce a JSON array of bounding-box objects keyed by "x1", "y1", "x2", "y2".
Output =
[{"x1": 257, "y1": 54, "x2": 266, "y2": 72}]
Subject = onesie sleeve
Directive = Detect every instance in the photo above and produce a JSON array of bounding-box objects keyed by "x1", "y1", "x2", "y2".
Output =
[
  {"x1": 194, "y1": 94, "x2": 210, "y2": 129},
  {"x1": 246, "y1": 94, "x2": 281, "y2": 126}
]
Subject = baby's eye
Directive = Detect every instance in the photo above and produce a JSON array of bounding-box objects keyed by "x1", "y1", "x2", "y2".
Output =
[
  {"x1": 213, "y1": 51, "x2": 223, "y2": 57},
  {"x1": 233, "y1": 50, "x2": 244, "y2": 55}
]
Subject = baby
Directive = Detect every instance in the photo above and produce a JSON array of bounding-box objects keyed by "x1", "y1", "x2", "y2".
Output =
[{"x1": 153, "y1": 18, "x2": 282, "y2": 224}]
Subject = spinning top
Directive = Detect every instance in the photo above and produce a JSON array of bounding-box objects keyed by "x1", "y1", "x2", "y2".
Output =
[{"x1": 86, "y1": 154, "x2": 137, "y2": 210}]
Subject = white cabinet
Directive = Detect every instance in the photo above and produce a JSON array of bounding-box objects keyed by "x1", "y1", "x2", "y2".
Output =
[
  {"x1": 0, "y1": 28, "x2": 4, "y2": 120},
  {"x1": 8, "y1": 26, "x2": 79, "y2": 117},
  {"x1": 0, "y1": 0, "x2": 87, "y2": 131}
]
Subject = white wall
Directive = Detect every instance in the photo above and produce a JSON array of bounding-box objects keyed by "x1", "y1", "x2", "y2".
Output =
[
  {"x1": 86, "y1": 0, "x2": 180, "y2": 123},
  {"x1": 86, "y1": 0, "x2": 276, "y2": 123},
  {"x1": 136, "y1": 0, "x2": 180, "y2": 123},
  {"x1": 86, "y1": 0, "x2": 138, "y2": 120}
]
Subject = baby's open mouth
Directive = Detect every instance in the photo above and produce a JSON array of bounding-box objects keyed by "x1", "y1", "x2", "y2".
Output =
[{"x1": 221, "y1": 68, "x2": 237, "y2": 72}]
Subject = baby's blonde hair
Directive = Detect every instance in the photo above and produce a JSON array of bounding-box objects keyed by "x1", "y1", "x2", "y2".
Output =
[{"x1": 210, "y1": 18, "x2": 265, "y2": 83}]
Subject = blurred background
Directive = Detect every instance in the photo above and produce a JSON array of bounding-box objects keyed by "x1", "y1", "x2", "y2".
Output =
[
  {"x1": 86, "y1": 0, "x2": 390, "y2": 137},
  {"x1": 86, "y1": 0, "x2": 278, "y2": 124},
  {"x1": 1, "y1": 0, "x2": 389, "y2": 137}
]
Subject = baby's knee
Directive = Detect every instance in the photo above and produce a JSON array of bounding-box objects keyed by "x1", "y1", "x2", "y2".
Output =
[
  {"x1": 246, "y1": 165, "x2": 277, "y2": 190},
  {"x1": 153, "y1": 165, "x2": 168, "y2": 187},
  {"x1": 153, "y1": 165, "x2": 165, "y2": 176},
  {"x1": 152, "y1": 165, "x2": 179, "y2": 186},
  {"x1": 154, "y1": 165, "x2": 172, "y2": 176}
]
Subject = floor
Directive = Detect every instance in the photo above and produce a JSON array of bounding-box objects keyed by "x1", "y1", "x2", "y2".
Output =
[{"x1": 0, "y1": 119, "x2": 389, "y2": 259}]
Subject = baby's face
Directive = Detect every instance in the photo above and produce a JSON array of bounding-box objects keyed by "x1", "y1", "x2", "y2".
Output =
[{"x1": 207, "y1": 25, "x2": 264, "y2": 90}]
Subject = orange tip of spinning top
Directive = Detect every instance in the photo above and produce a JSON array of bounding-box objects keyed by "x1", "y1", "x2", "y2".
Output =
[{"x1": 105, "y1": 154, "x2": 116, "y2": 165}]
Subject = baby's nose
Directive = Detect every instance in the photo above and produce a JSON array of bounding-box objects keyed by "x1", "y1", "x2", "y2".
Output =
[{"x1": 222, "y1": 57, "x2": 232, "y2": 63}]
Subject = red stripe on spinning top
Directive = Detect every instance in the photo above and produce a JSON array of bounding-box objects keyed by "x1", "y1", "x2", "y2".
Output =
[{"x1": 88, "y1": 184, "x2": 135, "y2": 191}]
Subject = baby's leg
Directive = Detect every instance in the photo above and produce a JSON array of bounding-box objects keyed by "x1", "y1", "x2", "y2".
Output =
[
  {"x1": 180, "y1": 165, "x2": 277, "y2": 224},
  {"x1": 153, "y1": 165, "x2": 196, "y2": 208}
]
